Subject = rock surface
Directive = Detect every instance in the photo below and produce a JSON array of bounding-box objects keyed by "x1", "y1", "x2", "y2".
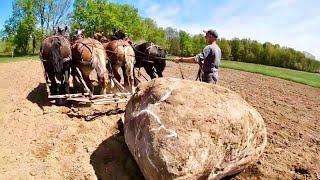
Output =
[{"x1": 124, "y1": 78, "x2": 267, "y2": 179}]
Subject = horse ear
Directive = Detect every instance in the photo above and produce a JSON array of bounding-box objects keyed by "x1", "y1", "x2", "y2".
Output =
[
  {"x1": 65, "y1": 26, "x2": 68, "y2": 32},
  {"x1": 58, "y1": 26, "x2": 61, "y2": 32}
]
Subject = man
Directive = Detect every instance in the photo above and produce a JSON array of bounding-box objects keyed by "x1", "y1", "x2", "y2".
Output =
[{"x1": 173, "y1": 29, "x2": 221, "y2": 84}]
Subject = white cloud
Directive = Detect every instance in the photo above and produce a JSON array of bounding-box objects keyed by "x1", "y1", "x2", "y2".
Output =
[
  {"x1": 120, "y1": 0, "x2": 320, "y2": 59},
  {"x1": 143, "y1": 2, "x2": 181, "y2": 27},
  {"x1": 268, "y1": 0, "x2": 298, "y2": 9}
]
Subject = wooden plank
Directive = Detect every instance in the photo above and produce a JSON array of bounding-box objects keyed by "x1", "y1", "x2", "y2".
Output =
[
  {"x1": 76, "y1": 67, "x2": 91, "y2": 94},
  {"x1": 67, "y1": 97, "x2": 91, "y2": 103},
  {"x1": 111, "y1": 78, "x2": 126, "y2": 92},
  {"x1": 48, "y1": 93, "x2": 89, "y2": 99},
  {"x1": 91, "y1": 93, "x2": 131, "y2": 99},
  {"x1": 92, "y1": 99, "x2": 128, "y2": 105},
  {"x1": 91, "y1": 97, "x2": 129, "y2": 103}
]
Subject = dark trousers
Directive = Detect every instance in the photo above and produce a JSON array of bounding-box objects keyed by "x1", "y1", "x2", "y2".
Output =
[{"x1": 202, "y1": 72, "x2": 218, "y2": 84}]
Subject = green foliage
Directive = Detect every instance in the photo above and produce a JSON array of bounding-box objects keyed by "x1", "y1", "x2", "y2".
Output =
[
  {"x1": 217, "y1": 38, "x2": 231, "y2": 59},
  {"x1": 2, "y1": 0, "x2": 319, "y2": 73},
  {"x1": 72, "y1": 0, "x2": 146, "y2": 40},
  {"x1": 3, "y1": 0, "x2": 71, "y2": 56},
  {"x1": 0, "y1": 55, "x2": 38, "y2": 63},
  {"x1": 216, "y1": 38, "x2": 320, "y2": 72},
  {"x1": 221, "y1": 60, "x2": 320, "y2": 88}
]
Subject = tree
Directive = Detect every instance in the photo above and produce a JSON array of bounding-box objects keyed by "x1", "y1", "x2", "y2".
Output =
[
  {"x1": 166, "y1": 27, "x2": 180, "y2": 55},
  {"x1": 179, "y1": 30, "x2": 192, "y2": 56},
  {"x1": 3, "y1": 0, "x2": 72, "y2": 55},
  {"x1": 5, "y1": 0, "x2": 37, "y2": 55},
  {"x1": 217, "y1": 38, "x2": 231, "y2": 60},
  {"x1": 35, "y1": 0, "x2": 71, "y2": 35},
  {"x1": 230, "y1": 38, "x2": 244, "y2": 61}
]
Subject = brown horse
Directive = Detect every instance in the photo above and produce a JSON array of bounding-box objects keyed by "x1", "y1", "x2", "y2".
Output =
[
  {"x1": 40, "y1": 27, "x2": 72, "y2": 95},
  {"x1": 93, "y1": 32, "x2": 135, "y2": 93},
  {"x1": 71, "y1": 30, "x2": 113, "y2": 95}
]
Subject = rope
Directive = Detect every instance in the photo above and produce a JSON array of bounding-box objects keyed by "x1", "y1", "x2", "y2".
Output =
[
  {"x1": 104, "y1": 45, "x2": 174, "y2": 61},
  {"x1": 178, "y1": 63, "x2": 185, "y2": 79},
  {"x1": 134, "y1": 67, "x2": 149, "y2": 81}
]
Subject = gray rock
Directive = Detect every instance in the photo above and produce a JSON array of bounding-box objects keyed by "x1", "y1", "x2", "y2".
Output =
[{"x1": 124, "y1": 78, "x2": 267, "y2": 180}]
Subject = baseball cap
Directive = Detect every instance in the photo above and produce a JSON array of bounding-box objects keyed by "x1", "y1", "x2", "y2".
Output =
[{"x1": 203, "y1": 29, "x2": 218, "y2": 38}]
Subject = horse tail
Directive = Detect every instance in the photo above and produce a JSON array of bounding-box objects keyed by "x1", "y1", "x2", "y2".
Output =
[
  {"x1": 51, "y1": 37, "x2": 64, "y2": 73},
  {"x1": 124, "y1": 45, "x2": 135, "y2": 67},
  {"x1": 123, "y1": 45, "x2": 135, "y2": 92},
  {"x1": 91, "y1": 47, "x2": 107, "y2": 81},
  {"x1": 92, "y1": 46, "x2": 115, "y2": 94}
]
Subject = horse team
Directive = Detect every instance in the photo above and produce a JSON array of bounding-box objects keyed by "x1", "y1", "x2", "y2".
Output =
[{"x1": 40, "y1": 26, "x2": 167, "y2": 96}]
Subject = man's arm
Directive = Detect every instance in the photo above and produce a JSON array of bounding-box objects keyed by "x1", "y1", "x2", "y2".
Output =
[
  {"x1": 173, "y1": 46, "x2": 211, "y2": 63},
  {"x1": 173, "y1": 56, "x2": 196, "y2": 63}
]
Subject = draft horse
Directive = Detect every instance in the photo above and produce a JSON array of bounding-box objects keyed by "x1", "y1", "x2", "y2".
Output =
[
  {"x1": 71, "y1": 29, "x2": 113, "y2": 95},
  {"x1": 93, "y1": 32, "x2": 135, "y2": 93},
  {"x1": 40, "y1": 26, "x2": 72, "y2": 95},
  {"x1": 133, "y1": 42, "x2": 166, "y2": 79}
]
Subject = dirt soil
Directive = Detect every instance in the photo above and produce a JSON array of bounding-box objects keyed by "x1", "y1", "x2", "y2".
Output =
[{"x1": 0, "y1": 60, "x2": 319, "y2": 180}]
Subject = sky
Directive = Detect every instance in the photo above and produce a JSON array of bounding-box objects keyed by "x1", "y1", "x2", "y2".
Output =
[{"x1": 1, "y1": 0, "x2": 319, "y2": 59}]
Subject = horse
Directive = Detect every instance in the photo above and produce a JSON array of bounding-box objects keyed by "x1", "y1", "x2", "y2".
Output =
[
  {"x1": 40, "y1": 26, "x2": 72, "y2": 95},
  {"x1": 71, "y1": 29, "x2": 114, "y2": 95},
  {"x1": 133, "y1": 42, "x2": 166, "y2": 79},
  {"x1": 93, "y1": 32, "x2": 135, "y2": 93}
]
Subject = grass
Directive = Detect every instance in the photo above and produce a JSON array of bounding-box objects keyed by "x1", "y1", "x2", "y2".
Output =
[
  {"x1": 221, "y1": 60, "x2": 320, "y2": 88},
  {"x1": 0, "y1": 55, "x2": 39, "y2": 63},
  {"x1": 1, "y1": 55, "x2": 319, "y2": 88}
]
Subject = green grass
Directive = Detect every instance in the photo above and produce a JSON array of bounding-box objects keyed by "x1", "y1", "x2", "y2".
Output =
[
  {"x1": 0, "y1": 55, "x2": 39, "y2": 63},
  {"x1": 221, "y1": 60, "x2": 320, "y2": 88}
]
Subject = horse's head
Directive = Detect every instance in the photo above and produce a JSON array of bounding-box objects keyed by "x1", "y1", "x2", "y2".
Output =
[
  {"x1": 71, "y1": 29, "x2": 85, "y2": 43},
  {"x1": 93, "y1": 32, "x2": 110, "y2": 43},
  {"x1": 123, "y1": 37, "x2": 133, "y2": 45},
  {"x1": 93, "y1": 32, "x2": 103, "y2": 41},
  {"x1": 148, "y1": 43, "x2": 166, "y2": 58},
  {"x1": 157, "y1": 46, "x2": 167, "y2": 58},
  {"x1": 75, "y1": 29, "x2": 85, "y2": 39},
  {"x1": 113, "y1": 28, "x2": 126, "y2": 40},
  {"x1": 50, "y1": 29, "x2": 57, "y2": 36},
  {"x1": 57, "y1": 26, "x2": 68, "y2": 36}
]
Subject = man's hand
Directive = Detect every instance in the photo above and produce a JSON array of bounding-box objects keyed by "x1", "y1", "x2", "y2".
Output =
[{"x1": 172, "y1": 57, "x2": 181, "y2": 63}]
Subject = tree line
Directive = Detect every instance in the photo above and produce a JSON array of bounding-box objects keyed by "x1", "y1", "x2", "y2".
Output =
[{"x1": 1, "y1": 0, "x2": 320, "y2": 72}]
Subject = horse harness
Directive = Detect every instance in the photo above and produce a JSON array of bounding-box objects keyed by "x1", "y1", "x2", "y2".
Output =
[
  {"x1": 75, "y1": 39, "x2": 106, "y2": 66},
  {"x1": 41, "y1": 35, "x2": 72, "y2": 63}
]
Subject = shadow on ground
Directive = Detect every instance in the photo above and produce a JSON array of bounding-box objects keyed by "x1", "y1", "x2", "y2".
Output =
[
  {"x1": 90, "y1": 132, "x2": 144, "y2": 180},
  {"x1": 27, "y1": 83, "x2": 50, "y2": 110}
]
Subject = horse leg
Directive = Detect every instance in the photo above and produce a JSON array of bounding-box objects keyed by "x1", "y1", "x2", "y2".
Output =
[
  {"x1": 60, "y1": 66, "x2": 70, "y2": 94},
  {"x1": 144, "y1": 65, "x2": 157, "y2": 79},
  {"x1": 112, "y1": 65, "x2": 121, "y2": 83},
  {"x1": 156, "y1": 60, "x2": 166, "y2": 77},
  {"x1": 157, "y1": 71, "x2": 163, "y2": 77},
  {"x1": 123, "y1": 61, "x2": 135, "y2": 93},
  {"x1": 83, "y1": 75, "x2": 94, "y2": 97},
  {"x1": 121, "y1": 65, "x2": 129, "y2": 88},
  {"x1": 43, "y1": 61, "x2": 57, "y2": 95},
  {"x1": 48, "y1": 72, "x2": 58, "y2": 95}
]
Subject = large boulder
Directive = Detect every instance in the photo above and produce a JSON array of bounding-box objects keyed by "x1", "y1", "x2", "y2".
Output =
[{"x1": 124, "y1": 78, "x2": 267, "y2": 179}]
